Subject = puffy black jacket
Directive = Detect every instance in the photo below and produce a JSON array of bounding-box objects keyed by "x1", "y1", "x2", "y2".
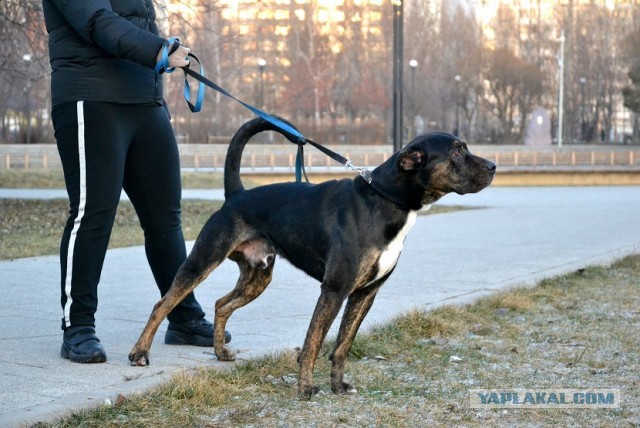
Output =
[{"x1": 43, "y1": 0, "x2": 167, "y2": 107}]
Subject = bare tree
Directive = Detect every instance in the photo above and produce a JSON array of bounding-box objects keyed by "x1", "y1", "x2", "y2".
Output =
[
  {"x1": 283, "y1": 1, "x2": 335, "y2": 126},
  {"x1": 623, "y1": 19, "x2": 640, "y2": 142},
  {"x1": 482, "y1": 47, "x2": 543, "y2": 143},
  {"x1": 1, "y1": 0, "x2": 49, "y2": 143},
  {"x1": 3, "y1": 0, "x2": 640, "y2": 146}
]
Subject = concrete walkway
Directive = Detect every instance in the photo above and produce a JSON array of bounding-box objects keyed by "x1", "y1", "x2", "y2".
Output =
[{"x1": 1, "y1": 186, "x2": 639, "y2": 426}]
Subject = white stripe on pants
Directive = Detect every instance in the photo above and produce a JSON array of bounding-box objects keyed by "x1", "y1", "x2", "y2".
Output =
[{"x1": 63, "y1": 101, "x2": 87, "y2": 328}]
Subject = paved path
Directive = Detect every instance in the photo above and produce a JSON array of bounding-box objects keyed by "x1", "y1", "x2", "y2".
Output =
[{"x1": 1, "y1": 186, "x2": 639, "y2": 426}]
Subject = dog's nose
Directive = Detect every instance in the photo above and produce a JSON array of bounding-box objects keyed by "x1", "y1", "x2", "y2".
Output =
[{"x1": 487, "y1": 162, "x2": 496, "y2": 173}]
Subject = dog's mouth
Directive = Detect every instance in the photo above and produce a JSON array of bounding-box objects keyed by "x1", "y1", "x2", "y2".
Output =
[
  {"x1": 455, "y1": 165, "x2": 496, "y2": 195},
  {"x1": 470, "y1": 159, "x2": 496, "y2": 192},
  {"x1": 421, "y1": 156, "x2": 496, "y2": 199}
]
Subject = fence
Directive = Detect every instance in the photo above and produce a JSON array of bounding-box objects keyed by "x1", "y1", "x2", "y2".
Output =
[
  {"x1": 1, "y1": 144, "x2": 639, "y2": 171},
  {"x1": 478, "y1": 149, "x2": 638, "y2": 169}
]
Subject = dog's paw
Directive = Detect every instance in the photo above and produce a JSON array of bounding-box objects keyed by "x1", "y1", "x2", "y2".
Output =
[
  {"x1": 332, "y1": 381, "x2": 358, "y2": 395},
  {"x1": 215, "y1": 346, "x2": 236, "y2": 362},
  {"x1": 298, "y1": 384, "x2": 321, "y2": 398},
  {"x1": 128, "y1": 350, "x2": 150, "y2": 366}
]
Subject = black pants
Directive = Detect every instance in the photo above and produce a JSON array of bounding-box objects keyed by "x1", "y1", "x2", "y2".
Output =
[{"x1": 53, "y1": 101, "x2": 204, "y2": 329}]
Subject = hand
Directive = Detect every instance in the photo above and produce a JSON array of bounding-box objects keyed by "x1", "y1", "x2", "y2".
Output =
[
  {"x1": 168, "y1": 45, "x2": 190, "y2": 68},
  {"x1": 156, "y1": 43, "x2": 190, "y2": 69}
]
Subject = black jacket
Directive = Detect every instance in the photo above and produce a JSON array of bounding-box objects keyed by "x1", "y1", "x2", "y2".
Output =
[{"x1": 43, "y1": 0, "x2": 167, "y2": 107}]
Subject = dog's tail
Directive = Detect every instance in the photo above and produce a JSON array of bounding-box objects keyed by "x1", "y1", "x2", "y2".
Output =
[{"x1": 224, "y1": 116, "x2": 302, "y2": 198}]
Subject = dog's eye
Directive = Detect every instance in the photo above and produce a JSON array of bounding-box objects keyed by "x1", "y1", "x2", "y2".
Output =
[{"x1": 452, "y1": 148, "x2": 462, "y2": 158}]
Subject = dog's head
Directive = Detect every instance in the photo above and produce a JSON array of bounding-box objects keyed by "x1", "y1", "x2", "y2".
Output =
[{"x1": 373, "y1": 132, "x2": 495, "y2": 208}]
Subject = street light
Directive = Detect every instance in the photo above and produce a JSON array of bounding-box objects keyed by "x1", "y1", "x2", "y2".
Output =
[
  {"x1": 23, "y1": 54, "x2": 33, "y2": 144},
  {"x1": 257, "y1": 58, "x2": 266, "y2": 109},
  {"x1": 557, "y1": 30, "x2": 565, "y2": 147},
  {"x1": 409, "y1": 59, "x2": 418, "y2": 94},
  {"x1": 409, "y1": 59, "x2": 418, "y2": 139},
  {"x1": 454, "y1": 74, "x2": 461, "y2": 136},
  {"x1": 579, "y1": 77, "x2": 587, "y2": 141},
  {"x1": 392, "y1": 0, "x2": 404, "y2": 152}
]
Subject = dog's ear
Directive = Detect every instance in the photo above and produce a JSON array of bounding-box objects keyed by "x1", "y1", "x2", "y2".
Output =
[{"x1": 397, "y1": 149, "x2": 427, "y2": 171}]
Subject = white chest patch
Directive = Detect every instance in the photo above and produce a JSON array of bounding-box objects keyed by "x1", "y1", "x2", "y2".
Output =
[{"x1": 374, "y1": 210, "x2": 418, "y2": 282}]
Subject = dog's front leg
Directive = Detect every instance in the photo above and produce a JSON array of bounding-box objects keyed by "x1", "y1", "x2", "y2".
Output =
[
  {"x1": 128, "y1": 294, "x2": 173, "y2": 366},
  {"x1": 129, "y1": 247, "x2": 225, "y2": 366},
  {"x1": 298, "y1": 288, "x2": 346, "y2": 397},
  {"x1": 329, "y1": 280, "x2": 383, "y2": 394}
]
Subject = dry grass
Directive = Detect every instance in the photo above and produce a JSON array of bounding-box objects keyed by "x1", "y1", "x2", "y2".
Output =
[
  {"x1": 0, "y1": 199, "x2": 224, "y2": 261},
  {"x1": 0, "y1": 169, "x2": 226, "y2": 189},
  {"x1": 33, "y1": 255, "x2": 640, "y2": 427}
]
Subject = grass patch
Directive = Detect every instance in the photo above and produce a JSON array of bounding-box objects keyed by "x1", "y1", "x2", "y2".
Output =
[
  {"x1": 0, "y1": 169, "x2": 67, "y2": 188},
  {"x1": 0, "y1": 169, "x2": 227, "y2": 189},
  {"x1": 34, "y1": 255, "x2": 640, "y2": 427},
  {"x1": 0, "y1": 199, "x2": 223, "y2": 260}
]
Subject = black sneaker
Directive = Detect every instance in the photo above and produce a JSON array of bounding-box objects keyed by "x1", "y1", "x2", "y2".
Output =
[
  {"x1": 164, "y1": 318, "x2": 231, "y2": 347},
  {"x1": 61, "y1": 326, "x2": 107, "y2": 363}
]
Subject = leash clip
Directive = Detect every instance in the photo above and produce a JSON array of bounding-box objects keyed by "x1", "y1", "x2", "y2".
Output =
[{"x1": 345, "y1": 161, "x2": 373, "y2": 184}]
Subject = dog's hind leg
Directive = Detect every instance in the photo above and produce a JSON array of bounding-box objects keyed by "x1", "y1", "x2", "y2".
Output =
[
  {"x1": 213, "y1": 252, "x2": 275, "y2": 361},
  {"x1": 328, "y1": 280, "x2": 384, "y2": 394}
]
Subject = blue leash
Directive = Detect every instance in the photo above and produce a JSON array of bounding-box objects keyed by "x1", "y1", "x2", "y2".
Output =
[{"x1": 156, "y1": 39, "x2": 372, "y2": 184}]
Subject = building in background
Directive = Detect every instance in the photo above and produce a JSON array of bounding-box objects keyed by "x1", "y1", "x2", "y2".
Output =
[{"x1": 1, "y1": 0, "x2": 639, "y2": 145}]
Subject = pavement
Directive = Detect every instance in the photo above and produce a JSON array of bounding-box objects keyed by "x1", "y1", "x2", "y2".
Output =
[{"x1": 1, "y1": 185, "x2": 639, "y2": 427}]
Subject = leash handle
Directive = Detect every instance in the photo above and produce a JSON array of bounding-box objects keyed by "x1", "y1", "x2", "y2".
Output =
[
  {"x1": 182, "y1": 53, "x2": 205, "y2": 113},
  {"x1": 155, "y1": 37, "x2": 181, "y2": 75}
]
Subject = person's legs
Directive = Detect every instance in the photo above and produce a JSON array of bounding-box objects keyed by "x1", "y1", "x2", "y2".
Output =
[
  {"x1": 122, "y1": 105, "x2": 206, "y2": 323},
  {"x1": 55, "y1": 101, "x2": 129, "y2": 362}
]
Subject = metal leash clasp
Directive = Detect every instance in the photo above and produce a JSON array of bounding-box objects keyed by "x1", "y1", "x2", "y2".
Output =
[{"x1": 345, "y1": 161, "x2": 373, "y2": 184}]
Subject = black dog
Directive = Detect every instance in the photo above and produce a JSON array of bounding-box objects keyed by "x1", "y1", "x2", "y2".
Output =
[{"x1": 129, "y1": 117, "x2": 496, "y2": 396}]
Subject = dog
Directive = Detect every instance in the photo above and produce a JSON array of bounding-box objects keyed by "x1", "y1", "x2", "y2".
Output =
[{"x1": 129, "y1": 117, "x2": 496, "y2": 396}]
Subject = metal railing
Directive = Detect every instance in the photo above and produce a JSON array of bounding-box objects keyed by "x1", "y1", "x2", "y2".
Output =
[{"x1": 1, "y1": 144, "x2": 639, "y2": 171}]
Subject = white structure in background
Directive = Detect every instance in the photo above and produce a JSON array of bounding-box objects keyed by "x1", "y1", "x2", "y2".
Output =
[{"x1": 524, "y1": 106, "x2": 552, "y2": 146}]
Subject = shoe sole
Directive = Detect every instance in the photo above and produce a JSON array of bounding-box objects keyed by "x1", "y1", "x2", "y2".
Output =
[
  {"x1": 60, "y1": 343, "x2": 107, "y2": 363},
  {"x1": 164, "y1": 330, "x2": 232, "y2": 347},
  {"x1": 164, "y1": 330, "x2": 213, "y2": 347}
]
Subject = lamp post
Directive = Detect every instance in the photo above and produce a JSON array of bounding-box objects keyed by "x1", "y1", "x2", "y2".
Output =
[
  {"x1": 23, "y1": 54, "x2": 33, "y2": 144},
  {"x1": 409, "y1": 58, "x2": 418, "y2": 116},
  {"x1": 409, "y1": 59, "x2": 418, "y2": 97},
  {"x1": 392, "y1": 0, "x2": 404, "y2": 152},
  {"x1": 579, "y1": 77, "x2": 586, "y2": 141},
  {"x1": 409, "y1": 59, "x2": 418, "y2": 139},
  {"x1": 557, "y1": 30, "x2": 565, "y2": 147},
  {"x1": 454, "y1": 74, "x2": 461, "y2": 136},
  {"x1": 257, "y1": 58, "x2": 266, "y2": 110}
]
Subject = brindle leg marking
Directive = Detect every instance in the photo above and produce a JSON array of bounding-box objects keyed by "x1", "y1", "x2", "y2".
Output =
[
  {"x1": 329, "y1": 281, "x2": 382, "y2": 394},
  {"x1": 297, "y1": 288, "x2": 348, "y2": 396},
  {"x1": 128, "y1": 257, "x2": 221, "y2": 366},
  {"x1": 213, "y1": 253, "x2": 275, "y2": 361}
]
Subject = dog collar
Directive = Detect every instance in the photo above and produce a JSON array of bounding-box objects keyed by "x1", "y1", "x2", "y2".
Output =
[{"x1": 365, "y1": 178, "x2": 412, "y2": 211}]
